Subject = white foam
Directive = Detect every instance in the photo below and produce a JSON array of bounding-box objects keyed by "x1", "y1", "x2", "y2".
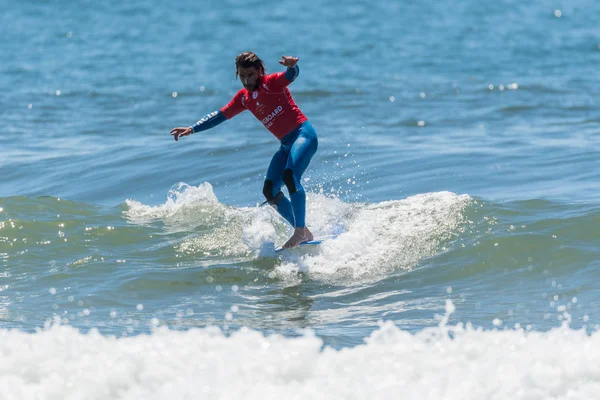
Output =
[
  {"x1": 125, "y1": 182, "x2": 279, "y2": 258},
  {"x1": 124, "y1": 184, "x2": 470, "y2": 276},
  {"x1": 2, "y1": 307, "x2": 600, "y2": 399},
  {"x1": 125, "y1": 182, "x2": 220, "y2": 225},
  {"x1": 277, "y1": 191, "x2": 471, "y2": 280},
  {"x1": 242, "y1": 217, "x2": 278, "y2": 257}
]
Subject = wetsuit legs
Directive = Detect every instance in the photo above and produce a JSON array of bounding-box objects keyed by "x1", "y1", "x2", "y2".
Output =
[
  {"x1": 265, "y1": 122, "x2": 318, "y2": 228},
  {"x1": 283, "y1": 124, "x2": 318, "y2": 228}
]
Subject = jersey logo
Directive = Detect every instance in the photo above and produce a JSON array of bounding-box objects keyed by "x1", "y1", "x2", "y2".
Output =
[
  {"x1": 252, "y1": 91, "x2": 258, "y2": 99},
  {"x1": 261, "y1": 105, "x2": 283, "y2": 125}
]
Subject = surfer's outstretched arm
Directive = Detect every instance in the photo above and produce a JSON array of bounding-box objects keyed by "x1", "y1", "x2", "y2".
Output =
[
  {"x1": 170, "y1": 111, "x2": 226, "y2": 142},
  {"x1": 171, "y1": 88, "x2": 247, "y2": 142}
]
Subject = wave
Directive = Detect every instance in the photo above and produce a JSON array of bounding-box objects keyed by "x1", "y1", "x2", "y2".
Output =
[
  {"x1": 3, "y1": 189, "x2": 599, "y2": 286},
  {"x1": 124, "y1": 183, "x2": 472, "y2": 281}
]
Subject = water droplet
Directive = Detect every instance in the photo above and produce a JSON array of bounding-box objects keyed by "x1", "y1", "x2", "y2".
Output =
[
  {"x1": 554, "y1": 9, "x2": 562, "y2": 18},
  {"x1": 417, "y1": 120, "x2": 425, "y2": 127},
  {"x1": 55, "y1": 90, "x2": 61, "y2": 96},
  {"x1": 136, "y1": 304, "x2": 144, "y2": 311},
  {"x1": 389, "y1": 96, "x2": 395, "y2": 102},
  {"x1": 172, "y1": 92, "x2": 178, "y2": 98},
  {"x1": 49, "y1": 288, "x2": 57, "y2": 295}
]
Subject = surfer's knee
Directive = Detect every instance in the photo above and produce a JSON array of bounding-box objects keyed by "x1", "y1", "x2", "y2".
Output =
[
  {"x1": 262, "y1": 180, "x2": 284, "y2": 205},
  {"x1": 283, "y1": 169, "x2": 299, "y2": 195}
]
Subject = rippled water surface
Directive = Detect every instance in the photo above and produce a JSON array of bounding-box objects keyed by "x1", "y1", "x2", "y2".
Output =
[{"x1": 2, "y1": 0, "x2": 600, "y2": 397}]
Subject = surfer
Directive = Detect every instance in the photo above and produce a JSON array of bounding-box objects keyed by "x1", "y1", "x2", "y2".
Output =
[{"x1": 170, "y1": 52, "x2": 318, "y2": 248}]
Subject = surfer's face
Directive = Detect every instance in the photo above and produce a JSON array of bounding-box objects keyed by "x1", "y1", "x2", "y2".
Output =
[{"x1": 238, "y1": 66, "x2": 260, "y2": 91}]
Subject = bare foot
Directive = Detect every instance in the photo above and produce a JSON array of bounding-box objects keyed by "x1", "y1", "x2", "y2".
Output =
[{"x1": 282, "y1": 227, "x2": 314, "y2": 248}]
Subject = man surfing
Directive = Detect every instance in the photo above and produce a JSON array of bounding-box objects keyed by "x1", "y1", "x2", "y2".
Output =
[{"x1": 170, "y1": 52, "x2": 318, "y2": 248}]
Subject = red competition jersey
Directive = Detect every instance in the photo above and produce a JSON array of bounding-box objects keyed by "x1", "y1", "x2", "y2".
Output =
[{"x1": 220, "y1": 72, "x2": 307, "y2": 140}]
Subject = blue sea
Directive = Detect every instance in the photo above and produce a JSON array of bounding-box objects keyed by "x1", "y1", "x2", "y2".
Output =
[{"x1": 2, "y1": 0, "x2": 600, "y2": 398}]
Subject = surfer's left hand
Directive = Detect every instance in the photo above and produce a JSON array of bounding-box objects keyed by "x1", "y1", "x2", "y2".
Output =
[{"x1": 279, "y1": 56, "x2": 299, "y2": 68}]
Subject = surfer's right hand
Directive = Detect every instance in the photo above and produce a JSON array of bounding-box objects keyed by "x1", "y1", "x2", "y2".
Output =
[{"x1": 170, "y1": 127, "x2": 193, "y2": 142}]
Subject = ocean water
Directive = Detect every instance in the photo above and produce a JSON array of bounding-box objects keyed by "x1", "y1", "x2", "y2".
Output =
[{"x1": 2, "y1": 0, "x2": 600, "y2": 398}]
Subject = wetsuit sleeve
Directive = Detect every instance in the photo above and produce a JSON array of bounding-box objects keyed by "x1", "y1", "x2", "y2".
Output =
[
  {"x1": 271, "y1": 66, "x2": 300, "y2": 88},
  {"x1": 191, "y1": 111, "x2": 226, "y2": 133},
  {"x1": 220, "y1": 90, "x2": 246, "y2": 119},
  {"x1": 285, "y1": 65, "x2": 299, "y2": 82}
]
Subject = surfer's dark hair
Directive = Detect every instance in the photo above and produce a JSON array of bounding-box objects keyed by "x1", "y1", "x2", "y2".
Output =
[{"x1": 235, "y1": 52, "x2": 266, "y2": 78}]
